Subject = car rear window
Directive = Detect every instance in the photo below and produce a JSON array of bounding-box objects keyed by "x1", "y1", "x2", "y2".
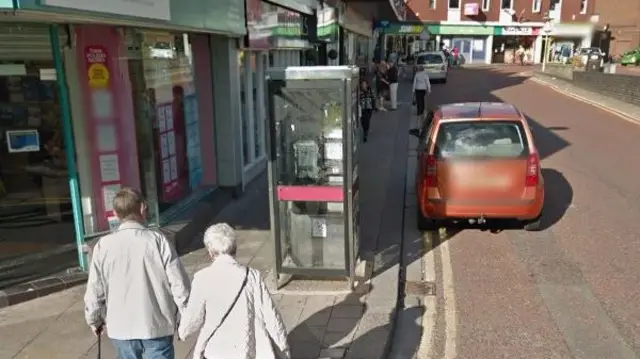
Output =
[
  {"x1": 434, "y1": 121, "x2": 528, "y2": 159},
  {"x1": 417, "y1": 54, "x2": 444, "y2": 64}
]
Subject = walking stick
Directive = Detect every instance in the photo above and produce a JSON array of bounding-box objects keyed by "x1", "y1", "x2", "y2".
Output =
[{"x1": 97, "y1": 332, "x2": 102, "y2": 359}]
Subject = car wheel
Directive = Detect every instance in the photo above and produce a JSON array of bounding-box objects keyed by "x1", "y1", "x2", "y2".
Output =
[
  {"x1": 522, "y1": 214, "x2": 542, "y2": 231},
  {"x1": 442, "y1": 78, "x2": 447, "y2": 84},
  {"x1": 417, "y1": 206, "x2": 437, "y2": 231}
]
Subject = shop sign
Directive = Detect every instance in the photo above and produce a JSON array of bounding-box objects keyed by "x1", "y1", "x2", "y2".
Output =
[
  {"x1": 385, "y1": 24, "x2": 427, "y2": 35},
  {"x1": 438, "y1": 25, "x2": 494, "y2": 35},
  {"x1": 317, "y1": 7, "x2": 339, "y2": 42},
  {"x1": 41, "y1": 0, "x2": 171, "y2": 20},
  {"x1": 463, "y1": 3, "x2": 479, "y2": 16},
  {"x1": 499, "y1": 26, "x2": 540, "y2": 36},
  {"x1": 85, "y1": 46, "x2": 110, "y2": 89}
]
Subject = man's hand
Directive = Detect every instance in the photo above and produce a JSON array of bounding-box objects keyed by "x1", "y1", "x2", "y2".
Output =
[{"x1": 91, "y1": 324, "x2": 104, "y2": 337}]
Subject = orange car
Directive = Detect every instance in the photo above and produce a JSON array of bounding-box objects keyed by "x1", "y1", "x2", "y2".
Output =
[{"x1": 409, "y1": 102, "x2": 544, "y2": 231}]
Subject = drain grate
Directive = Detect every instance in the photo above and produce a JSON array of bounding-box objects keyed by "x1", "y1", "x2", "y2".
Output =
[{"x1": 405, "y1": 280, "x2": 436, "y2": 296}]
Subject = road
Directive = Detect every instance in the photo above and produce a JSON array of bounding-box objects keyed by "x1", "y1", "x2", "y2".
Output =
[{"x1": 418, "y1": 66, "x2": 640, "y2": 359}]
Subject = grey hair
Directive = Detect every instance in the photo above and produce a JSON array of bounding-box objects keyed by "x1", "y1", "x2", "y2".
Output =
[{"x1": 203, "y1": 223, "x2": 237, "y2": 256}]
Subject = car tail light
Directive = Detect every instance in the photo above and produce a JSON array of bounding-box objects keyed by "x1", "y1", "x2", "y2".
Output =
[
  {"x1": 525, "y1": 153, "x2": 540, "y2": 187},
  {"x1": 424, "y1": 154, "x2": 438, "y2": 187}
]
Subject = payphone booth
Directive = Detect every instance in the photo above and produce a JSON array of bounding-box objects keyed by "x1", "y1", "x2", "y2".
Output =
[{"x1": 266, "y1": 66, "x2": 361, "y2": 290}]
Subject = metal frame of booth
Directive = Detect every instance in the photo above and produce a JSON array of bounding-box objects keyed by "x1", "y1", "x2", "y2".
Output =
[{"x1": 266, "y1": 66, "x2": 361, "y2": 290}]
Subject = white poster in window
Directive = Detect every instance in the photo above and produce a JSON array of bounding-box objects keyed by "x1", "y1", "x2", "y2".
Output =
[
  {"x1": 311, "y1": 217, "x2": 328, "y2": 238},
  {"x1": 169, "y1": 155, "x2": 178, "y2": 180},
  {"x1": 97, "y1": 124, "x2": 117, "y2": 152},
  {"x1": 162, "y1": 158, "x2": 171, "y2": 184},
  {"x1": 102, "y1": 183, "x2": 121, "y2": 212},
  {"x1": 324, "y1": 142, "x2": 343, "y2": 160},
  {"x1": 167, "y1": 131, "x2": 176, "y2": 156},
  {"x1": 164, "y1": 106, "x2": 174, "y2": 130},
  {"x1": 157, "y1": 106, "x2": 167, "y2": 131},
  {"x1": 91, "y1": 89, "x2": 114, "y2": 120},
  {"x1": 473, "y1": 39, "x2": 484, "y2": 51},
  {"x1": 160, "y1": 133, "x2": 169, "y2": 158},
  {"x1": 99, "y1": 154, "x2": 120, "y2": 182}
]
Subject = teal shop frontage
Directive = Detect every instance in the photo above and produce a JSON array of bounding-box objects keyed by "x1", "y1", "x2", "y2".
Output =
[
  {"x1": 0, "y1": 0, "x2": 249, "y2": 293},
  {"x1": 432, "y1": 24, "x2": 495, "y2": 65}
]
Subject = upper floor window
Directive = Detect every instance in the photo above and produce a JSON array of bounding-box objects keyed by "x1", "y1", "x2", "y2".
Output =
[
  {"x1": 550, "y1": 0, "x2": 560, "y2": 10},
  {"x1": 449, "y1": 0, "x2": 460, "y2": 9},
  {"x1": 429, "y1": 0, "x2": 436, "y2": 9},
  {"x1": 580, "y1": 0, "x2": 588, "y2": 13},
  {"x1": 501, "y1": 0, "x2": 512, "y2": 9},
  {"x1": 482, "y1": 0, "x2": 490, "y2": 11},
  {"x1": 532, "y1": 0, "x2": 541, "y2": 12}
]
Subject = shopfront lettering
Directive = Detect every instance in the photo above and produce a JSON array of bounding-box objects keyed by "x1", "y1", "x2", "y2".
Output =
[
  {"x1": 399, "y1": 25, "x2": 423, "y2": 34},
  {"x1": 501, "y1": 27, "x2": 536, "y2": 36}
]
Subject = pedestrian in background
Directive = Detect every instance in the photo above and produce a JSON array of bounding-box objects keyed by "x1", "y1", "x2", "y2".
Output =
[
  {"x1": 412, "y1": 64, "x2": 432, "y2": 123},
  {"x1": 376, "y1": 61, "x2": 389, "y2": 111},
  {"x1": 386, "y1": 61, "x2": 399, "y2": 111},
  {"x1": 359, "y1": 79, "x2": 376, "y2": 142},
  {"x1": 178, "y1": 223, "x2": 290, "y2": 359},
  {"x1": 84, "y1": 188, "x2": 190, "y2": 359}
]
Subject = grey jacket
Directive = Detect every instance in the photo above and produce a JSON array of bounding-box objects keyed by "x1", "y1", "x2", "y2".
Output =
[{"x1": 84, "y1": 221, "x2": 190, "y2": 340}]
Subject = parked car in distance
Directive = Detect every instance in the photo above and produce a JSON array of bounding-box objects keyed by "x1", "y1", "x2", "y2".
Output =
[
  {"x1": 577, "y1": 47, "x2": 604, "y2": 68},
  {"x1": 409, "y1": 102, "x2": 544, "y2": 231},
  {"x1": 621, "y1": 48, "x2": 640, "y2": 66},
  {"x1": 413, "y1": 51, "x2": 448, "y2": 83}
]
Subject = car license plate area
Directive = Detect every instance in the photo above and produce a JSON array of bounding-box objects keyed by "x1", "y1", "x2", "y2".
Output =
[{"x1": 455, "y1": 175, "x2": 511, "y2": 188}]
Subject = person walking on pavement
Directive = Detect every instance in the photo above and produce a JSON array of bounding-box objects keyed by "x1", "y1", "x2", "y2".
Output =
[
  {"x1": 84, "y1": 188, "x2": 190, "y2": 359},
  {"x1": 178, "y1": 223, "x2": 290, "y2": 359},
  {"x1": 359, "y1": 79, "x2": 376, "y2": 142},
  {"x1": 387, "y1": 61, "x2": 399, "y2": 111},
  {"x1": 412, "y1": 64, "x2": 432, "y2": 123},
  {"x1": 376, "y1": 61, "x2": 389, "y2": 111}
]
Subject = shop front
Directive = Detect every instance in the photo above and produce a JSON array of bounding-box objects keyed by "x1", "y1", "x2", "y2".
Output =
[
  {"x1": 316, "y1": 6, "x2": 340, "y2": 65},
  {"x1": 437, "y1": 25, "x2": 494, "y2": 65},
  {"x1": 541, "y1": 23, "x2": 594, "y2": 64},
  {"x1": 243, "y1": 0, "x2": 316, "y2": 184},
  {"x1": 0, "y1": 0, "x2": 246, "y2": 288},
  {"x1": 337, "y1": 4, "x2": 372, "y2": 66},
  {"x1": 374, "y1": 22, "x2": 433, "y2": 58},
  {"x1": 493, "y1": 26, "x2": 542, "y2": 64}
]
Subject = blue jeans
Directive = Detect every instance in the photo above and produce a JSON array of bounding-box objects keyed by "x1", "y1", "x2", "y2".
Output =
[{"x1": 111, "y1": 335, "x2": 174, "y2": 359}]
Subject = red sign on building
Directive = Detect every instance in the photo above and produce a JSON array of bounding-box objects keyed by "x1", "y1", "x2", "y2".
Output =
[{"x1": 464, "y1": 3, "x2": 480, "y2": 16}]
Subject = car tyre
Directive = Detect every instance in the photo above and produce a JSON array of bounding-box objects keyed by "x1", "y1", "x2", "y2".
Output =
[
  {"x1": 417, "y1": 206, "x2": 438, "y2": 231},
  {"x1": 522, "y1": 213, "x2": 542, "y2": 231},
  {"x1": 442, "y1": 78, "x2": 447, "y2": 84}
]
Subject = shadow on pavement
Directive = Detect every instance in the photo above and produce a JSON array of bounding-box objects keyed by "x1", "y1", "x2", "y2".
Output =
[
  {"x1": 539, "y1": 168, "x2": 573, "y2": 231},
  {"x1": 287, "y1": 288, "x2": 368, "y2": 358}
]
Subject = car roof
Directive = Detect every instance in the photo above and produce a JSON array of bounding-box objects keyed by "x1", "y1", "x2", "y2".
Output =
[{"x1": 436, "y1": 102, "x2": 523, "y2": 121}]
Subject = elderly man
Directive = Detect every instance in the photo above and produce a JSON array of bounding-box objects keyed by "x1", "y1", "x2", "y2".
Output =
[
  {"x1": 84, "y1": 188, "x2": 190, "y2": 359},
  {"x1": 178, "y1": 223, "x2": 290, "y2": 359}
]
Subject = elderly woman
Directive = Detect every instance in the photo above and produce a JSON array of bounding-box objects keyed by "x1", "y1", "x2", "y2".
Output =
[{"x1": 178, "y1": 223, "x2": 290, "y2": 359}]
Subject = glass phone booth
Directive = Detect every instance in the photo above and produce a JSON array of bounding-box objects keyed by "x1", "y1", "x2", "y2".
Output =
[{"x1": 266, "y1": 66, "x2": 360, "y2": 290}]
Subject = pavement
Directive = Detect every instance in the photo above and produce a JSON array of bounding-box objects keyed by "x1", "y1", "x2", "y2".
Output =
[
  {"x1": 406, "y1": 65, "x2": 640, "y2": 359},
  {"x1": 0, "y1": 84, "x2": 414, "y2": 359}
]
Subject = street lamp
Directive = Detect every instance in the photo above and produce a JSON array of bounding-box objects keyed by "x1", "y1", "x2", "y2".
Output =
[{"x1": 541, "y1": 19, "x2": 553, "y2": 72}]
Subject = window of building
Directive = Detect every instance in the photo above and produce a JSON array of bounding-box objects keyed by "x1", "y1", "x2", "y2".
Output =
[
  {"x1": 501, "y1": 0, "x2": 512, "y2": 9},
  {"x1": 449, "y1": 0, "x2": 460, "y2": 9},
  {"x1": 127, "y1": 30, "x2": 212, "y2": 216},
  {"x1": 532, "y1": 0, "x2": 541, "y2": 12},
  {"x1": 429, "y1": 0, "x2": 436, "y2": 9},
  {"x1": 482, "y1": 0, "x2": 490, "y2": 11},
  {"x1": 580, "y1": 0, "x2": 588, "y2": 13}
]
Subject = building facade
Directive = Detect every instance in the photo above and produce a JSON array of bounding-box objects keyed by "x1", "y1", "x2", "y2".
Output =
[
  {"x1": 593, "y1": 0, "x2": 640, "y2": 56},
  {"x1": 400, "y1": 0, "x2": 597, "y2": 64},
  {"x1": 0, "y1": 0, "x2": 247, "y2": 287}
]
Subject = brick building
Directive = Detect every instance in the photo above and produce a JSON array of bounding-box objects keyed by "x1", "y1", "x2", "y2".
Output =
[
  {"x1": 394, "y1": 0, "x2": 597, "y2": 64},
  {"x1": 593, "y1": 0, "x2": 640, "y2": 55}
]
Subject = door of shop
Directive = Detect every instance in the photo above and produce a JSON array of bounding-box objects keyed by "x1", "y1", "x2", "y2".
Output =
[{"x1": 452, "y1": 38, "x2": 472, "y2": 64}]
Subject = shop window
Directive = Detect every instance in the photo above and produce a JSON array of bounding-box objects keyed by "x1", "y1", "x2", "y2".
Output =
[
  {"x1": 0, "y1": 58, "x2": 76, "y2": 287},
  {"x1": 251, "y1": 52, "x2": 260, "y2": 159},
  {"x1": 239, "y1": 51, "x2": 250, "y2": 165},
  {"x1": 449, "y1": 0, "x2": 460, "y2": 9},
  {"x1": 482, "y1": 0, "x2": 490, "y2": 11},
  {"x1": 501, "y1": 0, "x2": 512, "y2": 9},
  {"x1": 127, "y1": 30, "x2": 211, "y2": 215}
]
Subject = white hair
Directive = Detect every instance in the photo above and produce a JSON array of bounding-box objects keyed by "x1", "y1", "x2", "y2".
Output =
[{"x1": 203, "y1": 223, "x2": 237, "y2": 256}]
